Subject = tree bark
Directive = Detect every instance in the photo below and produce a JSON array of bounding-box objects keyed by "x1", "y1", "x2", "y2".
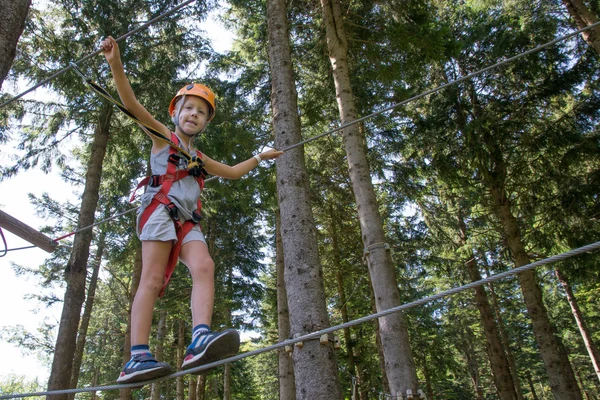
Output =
[
  {"x1": 188, "y1": 376, "x2": 197, "y2": 400},
  {"x1": 488, "y1": 183, "x2": 582, "y2": 399},
  {"x1": 196, "y1": 375, "x2": 206, "y2": 400},
  {"x1": 460, "y1": 322, "x2": 484, "y2": 400},
  {"x1": 555, "y1": 268, "x2": 600, "y2": 384},
  {"x1": 47, "y1": 104, "x2": 113, "y2": 400},
  {"x1": 457, "y1": 213, "x2": 518, "y2": 400},
  {"x1": 222, "y1": 364, "x2": 232, "y2": 400},
  {"x1": 267, "y1": 0, "x2": 342, "y2": 398},
  {"x1": 120, "y1": 241, "x2": 142, "y2": 400},
  {"x1": 177, "y1": 319, "x2": 186, "y2": 400},
  {"x1": 276, "y1": 210, "x2": 296, "y2": 400},
  {"x1": 319, "y1": 0, "x2": 418, "y2": 395},
  {"x1": 562, "y1": 0, "x2": 600, "y2": 55},
  {"x1": 150, "y1": 311, "x2": 167, "y2": 400},
  {"x1": 0, "y1": 0, "x2": 30, "y2": 90},
  {"x1": 68, "y1": 230, "x2": 106, "y2": 400}
]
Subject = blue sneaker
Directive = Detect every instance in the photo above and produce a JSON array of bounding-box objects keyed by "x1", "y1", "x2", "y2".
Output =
[
  {"x1": 181, "y1": 329, "x2": 240, "y2": 374},
  {"x1": 117, "y1": 353, "x2": 172, "y2": 384}
]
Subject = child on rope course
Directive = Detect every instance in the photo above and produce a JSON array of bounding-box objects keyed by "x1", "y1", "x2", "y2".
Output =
[{"x1": 101, "y1": 36, "x2": 283, "y2": 384}]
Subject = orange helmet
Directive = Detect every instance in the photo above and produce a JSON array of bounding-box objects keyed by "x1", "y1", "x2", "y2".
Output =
[{"x1": 169, "y1": 83, "x2": 216, "y2": 122}]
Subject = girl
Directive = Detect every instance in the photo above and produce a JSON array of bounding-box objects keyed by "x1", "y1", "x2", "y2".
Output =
[{"x1": 101, "y1": 36, "x2": 283, "y2": 384}]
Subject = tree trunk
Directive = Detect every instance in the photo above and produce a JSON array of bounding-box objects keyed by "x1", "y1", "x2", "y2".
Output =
[
  {"x1": 47, "y1": 104, "x2": 113, "y2": 400},
  {"x1": 68, "y1": 230, "x2": 106, "y2": 400},
  {"x1": 489, "y1": 184, "x2": 582, "y2": 399},
  {"x1": 120, "y1": 242, "x2": 142, "y2": 400},
  {"x1": 458, "y1": 212, "x2": 518, "y2": 400},
  {"x1": 188, "y1": 376, "x2": 197, "y2": 400},
  {"x1": 177, "y1": 319, "x2": 186, "y2": 400},
  {"x1": 555, "y1": 268, "x2": 600, "y2": 384},
  {"x1": 151, "y1": 311, "x2": 167, "y2": 400},
  {"x1": 0, "y1": 0, "x2": 30, "y2": 90},
  {"x1": 319, "y1": 0, "x2": 418, "y2": 395},
  {"x1": 223, "y1": 364, "x2": 232, "y2": 400},
  {"x1": 485, "y1": 263, "x2": 524, "y2": 399},
  {"x1": 267, "y1": 0, "x2": 342, "y2": 398},
  {"x1": 461, "y1": 323, "x2": 484, "y2": 400},
  {"x1": 458, "y1": 64, "x2": 582, "y2": 398},
  {"x1": 526, "y1": 372, "x2": 540, "y2": 400},
  {"x1": 562, "y1": 0, "x2": 600, "y2": 55},
  {"x1": 276, "y1": 210, "x2": 296, "y2": 400},
  {"x1": 196, "y1": 375, "x2": 206, "y2": 400},
  {"x1": 329, "y1": 206, "x2": 366, "y2": 400}
]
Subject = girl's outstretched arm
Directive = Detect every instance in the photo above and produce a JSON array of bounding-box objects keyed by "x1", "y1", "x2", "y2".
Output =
[
  {"x1": 101, "y1": 36, "x2": 170, "y2": 150},
  {"x1": 204, "y1": 148, "x2": 284, "y2": 179}
]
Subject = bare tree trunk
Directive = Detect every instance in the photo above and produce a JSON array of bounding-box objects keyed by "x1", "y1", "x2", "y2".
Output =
[
  {"x1": 489, "y1": 185, "x2": 582, "y2": 399},
  {"x1": 188, "y1": 376, "x2": 197, "y2": 400},
  {"x1": 456, "y1": 66, "x2": 582, "y2": 399},
  {"x1": 120, "y1": 242, "x2": 143, "y2": 400},
  {"x1": 484, "y1": 260, "x2": 524, "y2": 399},
  {"x1": 177, "y1": 319, "x2": 186, "y2": 400},
  {"x1": 68, "y1": 231, "x2": 106, "y2": 400},
  {"x1": 329, "y1": 206, "x2": 367, "y2": 400},
  {"x1": 47, "y1": 104, "x2": 113, "y2": 400},
  {"x1": 267, "y1": 0, "x2": 342, "y2": 397},
  {"x1": 222, "y1": 364, "x2": 232, "y2": 400},
  {"x1": 196, "y1": 375, "x2": 206, "y2": 400},
  {"x1": 526, "y1": 372, "x2": 540, "y2": 400},
  {"x1": 555, "y1": 268, "x2": 600, "y2": 384},
  {"x1": 423, "y1": 366, "x2": 435, "y2": 400},
  {"x1": 367, "y1": 272, "x2": 389, "y2": 395},
  {"x1": 319, "y1": 0, "x2": 418, "y2": 394},
  {"x1": 0, "y1": 0, "x2": 30, "y2": 90},
  {"x1": 562, "y1": 0, "x2": 600, "y2": 55},
  {"x1": 455, "y1": 211, "x2": 519, "y2": 399},
  {"x1": 461, "y1": 323, "x2": 485, "y2": 400},
  {"x1": 276, "y1": 210, "x2": 296, "y2": 400},
  {"x1": 151, "y1": 311, "x2": 167, "y2": 400}
]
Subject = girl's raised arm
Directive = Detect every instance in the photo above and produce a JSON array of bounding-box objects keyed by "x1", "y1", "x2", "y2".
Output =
[{"x1": 101, "y1": 36, "x2": 170, "y2": 150}]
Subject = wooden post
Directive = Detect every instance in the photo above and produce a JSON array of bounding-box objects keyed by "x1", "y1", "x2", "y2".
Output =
[{"x1": 0, "y1": 209, "x2": 57, "y2": 253}]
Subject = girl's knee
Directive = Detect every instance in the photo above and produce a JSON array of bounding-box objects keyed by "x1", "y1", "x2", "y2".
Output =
[
  {"x1": 189, "y1": 256, "x2": 215, "y2": 278},
  {"x1": 139, "y1": 270, "x2": 165, "y2": 293}
]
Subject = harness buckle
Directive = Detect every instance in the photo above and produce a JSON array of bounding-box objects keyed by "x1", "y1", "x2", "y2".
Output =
[
  {"x1": 188, "y1": 155, "x2": 206, "y2": 178},
  {"x1": 166, "y1": 202, "x2": 179, "y2": 221},
  {"x1": 168, "y1": 153, "x2": 183, "y2": 165},
  {"x1": 191, "y1": 210, "x2": 203, "y2": 224},
  {"x1": 148, "y1": 175, "x2": 161, "y2": 187}
]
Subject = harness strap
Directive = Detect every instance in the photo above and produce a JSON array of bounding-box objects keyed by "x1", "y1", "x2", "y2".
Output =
[{"x1": 134, "y1": 132, "x2": 205, "y2": 297}]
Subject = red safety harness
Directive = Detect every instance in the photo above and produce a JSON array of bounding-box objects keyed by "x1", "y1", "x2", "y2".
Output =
[{"x1": 131, "y1": 132, "x2": 206, "y2": 297}]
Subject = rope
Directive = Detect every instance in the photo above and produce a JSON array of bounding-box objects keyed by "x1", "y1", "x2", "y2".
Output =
[
  {"x1": 2, "y1": 240, "x2": 599, "y2": 399},
  {"x1": 0, "y1": 0, "x2": 197, "y2": 109},
  {"x1": 4, "y1": 20, "x2": 599, "y2": 249},
  {"x1": 279, "y1": 20, "x2": 600, "y2": 153}
]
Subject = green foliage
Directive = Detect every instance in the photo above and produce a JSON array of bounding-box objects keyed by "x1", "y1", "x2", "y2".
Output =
[{"x1": 3, "y1": 0, "x2": 600, "y2": 398}]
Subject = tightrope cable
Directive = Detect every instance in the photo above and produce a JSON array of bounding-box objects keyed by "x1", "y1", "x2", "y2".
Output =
[
  {"x1": 0, "y1": 0, "x2": 197, "y2": 109},
  {"x1": 2, "y1": 240, "x2": 598, "y2": 399},
  {"x1": 280, "y1": 20, "x2": 600, "y2": 153}
]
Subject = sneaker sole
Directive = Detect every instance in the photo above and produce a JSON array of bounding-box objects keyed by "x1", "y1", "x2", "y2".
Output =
[
  {"x1": 117, "y1": 363, "x2": 172, "y2": 385},
  {"x1": 181, "y1": 330, "x2": 240, "y2": 375}
]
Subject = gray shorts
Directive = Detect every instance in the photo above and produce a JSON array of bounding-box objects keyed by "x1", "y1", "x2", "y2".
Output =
[{"x1": 137, "y1": 206, "x2": 206, "y2": 244}]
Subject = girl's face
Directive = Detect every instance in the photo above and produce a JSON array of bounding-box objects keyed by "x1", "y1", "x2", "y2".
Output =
[{"x1": 174, "y1": 96, "x2": 210, "y2": 136}]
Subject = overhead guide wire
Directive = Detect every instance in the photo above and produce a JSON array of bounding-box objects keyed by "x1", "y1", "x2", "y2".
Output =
[
  {"x1": 0, "y1": 0, "x2": 198, "y2": 109},
  {"x1": 39, "y1": 18, "x2": 600, "y2": 247}
]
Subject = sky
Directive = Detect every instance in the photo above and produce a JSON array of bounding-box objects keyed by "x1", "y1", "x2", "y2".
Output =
[{"x1": 0, "y1": 2, "x2": 235, "y2": 385}]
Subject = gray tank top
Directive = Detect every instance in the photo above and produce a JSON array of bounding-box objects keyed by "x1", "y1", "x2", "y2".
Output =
[{"x1": 139, "y1": 143, "x2": 203, "y2": 222}]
